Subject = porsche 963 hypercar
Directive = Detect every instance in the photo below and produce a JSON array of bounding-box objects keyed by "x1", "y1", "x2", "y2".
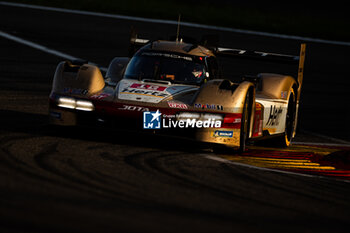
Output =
[{"x1": 49, "y1": 34, "x2": 306, "y2": 151}]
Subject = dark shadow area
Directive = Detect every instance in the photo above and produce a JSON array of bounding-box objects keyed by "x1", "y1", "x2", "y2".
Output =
[
  {"x1": 0, "y1": 109, "x2": 214, "y2": 153},
  {"x1": 321, "y1": 150, "x2": 350, "y2": 170}
]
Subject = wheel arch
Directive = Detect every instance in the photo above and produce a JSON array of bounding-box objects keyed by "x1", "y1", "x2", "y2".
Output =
[
  {"x1": 258, "y1": 73, "x2": 297, "y2": 100},
  {"x1": 51, "y1": 61, "x2": 105, "y2": 97},
  {"x1": 192, "y1": 79, "x2": 256, "y2": 149},
  {"x1": 192, "y1": 79, "x2": 255, "y2": 115}
]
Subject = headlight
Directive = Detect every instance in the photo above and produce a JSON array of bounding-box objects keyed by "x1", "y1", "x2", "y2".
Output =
[
  {"x1": 57, "y1": 97, "x2": 94, "y2": 111},
  {"x1": 76, "y1": 100, "x2": 94, "y2": 111},
  {"x1": 58, "y1": 97, "x2": 75, "y2": 109}
]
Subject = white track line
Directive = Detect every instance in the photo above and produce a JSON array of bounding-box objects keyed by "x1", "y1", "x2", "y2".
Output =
[
  {"x1": 0, "y1": 31, "x2": 78, "y2": 61},
  {"x1": 0, "y1": 31, "x2": 108, "y2": 72},
  {"x1": 203, "y1": 154, "x2": 350, "y2": 183},
  {"x1": 1, "y1": 1, "x2": 350, "y2": 47}
]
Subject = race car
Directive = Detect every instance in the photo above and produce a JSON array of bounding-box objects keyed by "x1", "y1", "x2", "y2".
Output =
[{"x1": 49, "y1": 34, "x2": 306, "y2": 151}]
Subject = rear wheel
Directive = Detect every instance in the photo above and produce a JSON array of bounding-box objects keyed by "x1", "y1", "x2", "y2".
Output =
[{"x1": 239, "y1": 92, "x2": 250, "y2": 152}]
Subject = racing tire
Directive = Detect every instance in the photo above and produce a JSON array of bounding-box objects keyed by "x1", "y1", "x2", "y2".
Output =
[
  {"x1": 276, "y1": 89, "x2": 296, "y2": 147},
  {"x1": 239, "y1": 91, "x2": 250, "y2": 153}
]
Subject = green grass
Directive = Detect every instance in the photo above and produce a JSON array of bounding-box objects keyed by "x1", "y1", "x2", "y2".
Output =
[{"x1": 8, "y1": 0, "x2": 350, "y2": 41}]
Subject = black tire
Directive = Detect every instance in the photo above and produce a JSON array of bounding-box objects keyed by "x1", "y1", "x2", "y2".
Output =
[
  {"x1": 239, "y1": 91, "x2": 250, "y2": 153},
  {"x1": 276, "y1": 89, "x2": 296, "y2": 147}
]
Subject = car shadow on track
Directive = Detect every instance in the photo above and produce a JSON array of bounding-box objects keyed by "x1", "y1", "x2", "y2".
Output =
[
  {"x1": 0, "y1": 109, "x2": 216, "y2": 154},
  {"x1": 2, "y1": 109, "x2": 350, "y2": 179}
]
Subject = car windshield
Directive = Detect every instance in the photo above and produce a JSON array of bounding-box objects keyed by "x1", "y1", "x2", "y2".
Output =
[{"x1": 123, "y1": 51, "x2": 207, "y2": 85}]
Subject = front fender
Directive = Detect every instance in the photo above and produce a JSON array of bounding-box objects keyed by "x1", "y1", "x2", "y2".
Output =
[{"x1": 192, "y1": 79, "x2": 255, "y2": 148}]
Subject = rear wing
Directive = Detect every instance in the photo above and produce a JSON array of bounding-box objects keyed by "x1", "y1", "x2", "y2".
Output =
[
  {"x1": 214, "y1": 46, "x2": 300, "y2": 64},
  {"x1": 215, "y1": 44, "x2": 306, "y2": 99}
]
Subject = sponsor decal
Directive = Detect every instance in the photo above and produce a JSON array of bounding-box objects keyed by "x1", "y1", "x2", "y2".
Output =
[
  {"x1": 143, "y1": 110, "x2": 162, "y2": 129},
  {"x1": 121, "y1": 87, "x2": 168, "y2": 98},
  {"x1": 141, "y1": 52, "x2": 193, "y2": 61},
  {"x1": 194, "y1": 103, "x2": 223, "y2": 111},
  {"x1": 90, "y1": 93, "x2": 111, "y2": 100},
  {"x1": 167, "y1": 101, "x2": 188, "y2": 109},
  {"x1": 63, "y1": 87, "x2": 88, "y2": 95},
  {"x1": 266, "y1": 105, "x2": 283, "y2": 126},
  {"x1": 50, "y1": 111, "x2": 61, "y2": 119},
  {"x1": 130, "y1": 83, "x2": 167, "y2": 91},
  {"x1": 119, "y1": 105, "x2": 149, "y2": 111},
  {"x1": 213, "y1": 130, "x2": 234, "y2": 138}
]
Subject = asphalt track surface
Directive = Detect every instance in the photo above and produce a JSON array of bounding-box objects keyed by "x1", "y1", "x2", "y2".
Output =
[{"x1": 1, "y1": 3, "x2": 350, "y2": 233}]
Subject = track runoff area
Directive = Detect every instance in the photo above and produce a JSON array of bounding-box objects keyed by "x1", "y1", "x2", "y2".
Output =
[{"x1": 1, "y1": 1, "x2": 350, "y2": 181}]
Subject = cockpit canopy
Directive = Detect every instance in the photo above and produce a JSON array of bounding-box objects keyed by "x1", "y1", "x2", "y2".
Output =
[{"x1": 123, "y1": 50, "x2": 208, "y2": 85}]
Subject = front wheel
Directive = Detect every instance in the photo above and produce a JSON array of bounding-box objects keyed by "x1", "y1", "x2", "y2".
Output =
[
  {"x1": 276, "y1": 89, "x2": 296, "y2": 147},
  {"x1": 239, "y1": 92, "x2": 250, "y2": 152}
]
